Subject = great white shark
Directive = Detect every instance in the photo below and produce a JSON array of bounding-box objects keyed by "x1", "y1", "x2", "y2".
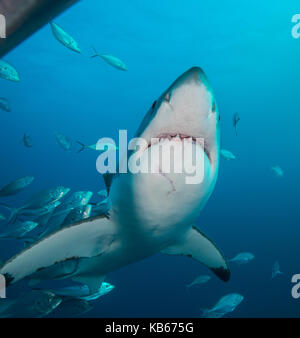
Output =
[{"x1": 0, "y1": 67, "x2": 230, "y2": 294}]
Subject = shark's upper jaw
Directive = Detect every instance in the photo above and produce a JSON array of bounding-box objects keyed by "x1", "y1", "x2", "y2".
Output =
[
  {"x1": 136, "y1": 67, "x2": 220, "y2": 167},
  {"x1": 145, "y1": 133, "x2": 211, "y2": 162}
]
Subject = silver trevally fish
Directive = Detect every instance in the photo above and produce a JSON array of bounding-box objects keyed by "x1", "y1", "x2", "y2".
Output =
[
  {"x1": 29, "y1": 192, "x2": 92, "y2": 238},
  {"x1": 55, "y1": 298, "x2": 93, "y2": 316},
  {"x1": 271, "y1": 261, "x2": 283, "y2": 279},
  {"x1": 0, "y1": 290, "x2": 62, "y2": 318},
  {"x1": 47, "y1": 191, "x2": 93, "y2": 223},
  {"x1": 50, "y1": 22, "x2": 81, "y2": 53},
  {"x1": 20, "y1": 201, "x2": 62, "y2": 218},
  {"x1": 0, "y1": 98, "x2": 10, "y2": 112},
  {"x1": 34, "y1": 209, "x2": 55, "y2": 228},
  {"x1": 77, "y1": 141, "x2": 118, "y2": 153},
  {"x1": 40, "y1": 281, "x2": 115, "y2": 301},
  {"x1": 91, "y1": 198, "x2": 110, "y2": 217},
  {"x1": 0, "y1": 221, "x2": 38, "y2": 239},
  {"x1": 22, "y1": 134, "x2": 33, "y2": 148},
  {"x1": 20, "y1": 186, "x2": 70, "y2": 211},
  {"x1": 0, "y1": 60, "x2": 20, "y2": 82},
  {"x1": 220, "y1": 149, "x2": 236, "y2": 160},
  {"x1": 56, "y1": 132, "x2": 72, "y2": 151},
  {"x1": 186, "y1": 275, "x2": 211, "y2": 289},
  {"x1": 98, "y1": 189, "x2": 108, "y2": 198},
  {"x1": 232, "y1": 112, "x2": 240, "y2": 136},
  {"x1": 201, "y1": 293, "x2": 244, "y2": 318},
  {"x1": 271, "y1": 165, "x2": 283, "y2": 177},
  {"x1": 0, "y1": 176, "x2": 34, "y2": 197},
  {"x1": 61, "y1": 204, "x2": 92, "y2": 228},
  {"x1": 91, "y1": 48, "x2": 127, "y2": 71},
  {"x1": 229, "y1": 252, "x2": 254, "y2": 265},
  {"x1": 23, "y1": 211, "x2": 56, "y2": 246},
  {"x1": 6, "y1": 201, "x2": 62, "y2": 225},
  {"x1": 0, "y1": 67, "x2": 231, "y2": 296},
  {"x1": 55, "y1": 191, "x2": 93, "y2": 213},
  {"x1": 5, "y1": 186, "x2": 70, "y2": 222}
]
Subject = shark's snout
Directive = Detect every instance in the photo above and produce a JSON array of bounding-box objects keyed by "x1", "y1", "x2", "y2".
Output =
[{"x1": 176, "y1": 67, "x2": 211, "y2": 90}]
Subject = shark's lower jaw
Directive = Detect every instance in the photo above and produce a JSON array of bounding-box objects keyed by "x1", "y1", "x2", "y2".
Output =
[{"x1": 113, "y1": 137, "x2": 214, "y2": 231}]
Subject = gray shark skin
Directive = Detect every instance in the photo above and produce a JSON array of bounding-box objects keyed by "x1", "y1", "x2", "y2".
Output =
[{"x1": 0, "y1": 67, "x2": 230, "y2": 294}]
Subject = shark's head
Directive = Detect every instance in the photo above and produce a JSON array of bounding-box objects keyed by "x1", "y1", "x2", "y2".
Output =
[
  {"x1": 136, "y1": 67, "x2": 220, "y2": 173},
  {"x1": 112, "y1": 67, "x2": 221, "y2": 236}
]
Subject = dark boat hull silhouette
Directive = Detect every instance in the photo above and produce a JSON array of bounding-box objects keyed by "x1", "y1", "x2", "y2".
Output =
[{"x1": 0, "y1": 0, "x2": 78, "y2": 57}]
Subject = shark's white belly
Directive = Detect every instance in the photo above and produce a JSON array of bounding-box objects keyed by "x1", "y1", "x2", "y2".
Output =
[{"x1": 110, "y1": 139, "x2": 216, "y2": 250}]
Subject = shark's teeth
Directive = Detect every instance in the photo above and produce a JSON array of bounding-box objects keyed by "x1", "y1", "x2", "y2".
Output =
[{"x1": 145, "y1": 133, "x2": 211, "y2": 163}]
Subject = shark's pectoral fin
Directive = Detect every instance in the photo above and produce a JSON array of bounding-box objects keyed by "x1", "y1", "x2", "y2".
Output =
[
  {"x1": 161, "y1": 226, "x2": 230, "y2": 282},
  {"x1": 0, "y1": 215, "x2": 116, "y2": 286},
  {"x1": 72, "y1": 275, "x2": 106, "y2": 294}
]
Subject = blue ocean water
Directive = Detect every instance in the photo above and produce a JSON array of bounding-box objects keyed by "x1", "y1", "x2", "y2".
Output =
[{"x1": 0, "y1": 0, "x2": 300, "y2": 317}]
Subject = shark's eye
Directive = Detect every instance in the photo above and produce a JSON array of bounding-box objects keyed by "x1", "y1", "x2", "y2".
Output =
[
  {"x1": 152, "y1": 100, "x2": 157, "y2": 110},
  {"x1": 165, "y1": 92, "x2": 171, "y2": 102},
  {"x1": 212, "y1": 102, "x2": 216, "y2": 112}
]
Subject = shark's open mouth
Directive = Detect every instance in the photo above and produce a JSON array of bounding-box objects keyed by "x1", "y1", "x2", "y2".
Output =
[{"x1": 146, "y1": 133, "x2": 210, "y2": 162}]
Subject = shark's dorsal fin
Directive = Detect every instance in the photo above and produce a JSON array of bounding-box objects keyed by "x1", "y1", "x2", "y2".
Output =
[
  {"x1": 72, "y1": 275, "x2": 106, "y2": 294},
  {"x1": 161, "y1": 226, "x2": 230, "y2": 282}
]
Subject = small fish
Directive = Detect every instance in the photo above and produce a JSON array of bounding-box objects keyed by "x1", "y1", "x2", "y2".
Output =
[
  {"x1": 201, "y1": 293, "x2": 244, "y2": 318},
  {"x1": 5, "y1": 186, "x2": 69, "y2": 222},
  {"x1": 91, "y1": 197, "x2": 110, "y2": 217},
  {"x1": 77, "y1": 141, "x2": 118, "y2": 153},
  {"x1": 271, "y1": 165, "x2": 283, "y2": 177},
  {"x1": 56, "y1": 132, "x2": 72, "y2": 151},
  {"x1": 232, "y1": 112, "x2": 240, "y2": 136},
  {"x1": 34, "y1": 210, "x2": 55, "y2": 228},
  {"x1": 22, "y1": 134, "x2": 33, "y2": 148},
  {"x1": 98, "y1": 189, "x2": 108, "y2": 198},
  {"x1": 56, "y1": 298, "x2": 93, "y2": 316},
  {"x1": 0, "y1": 176, "x2": 34, "y2": 197},
  {"x1": 61, "y1": 204, "x2": 92, "y2": 228},
  {"x1": 229, "y1": 252, "x2": 254, "y2": 265},
  {"x1": 24, "y1": 201, "x2": 62, "y2": 217},
  {"x1": 31, "y1": 191, "x2": 91, "y2": 237},
  {"x1": 0, "y1": 60, "x2": 20, "y2": 82},
  {"x1": 271, "y1": 261, "x2": 283, "y2": 279},
  {"x1": 0, "y1": 98, "x2": 10, "y2": 112},
  {"x1": 54, "y1": 191, "x2": 93, "y2": 214},
  {"x1": 91, "y1": 48, "x2": 127, "y2": 71},
  {"x1": 23, "y1": 186, "x2": 70, "y2": 211},
  {"x1": 50, "y1": 22, "x2": 81, "y2": 53},
  {"x1": 6, "y1": 201, "x2": 62, "y2": 225},
  {"x1": 220, "y1": 149, "x2": 236, "y2": 160},
  {"x1": 0, "y1": 213, "x2": 6, "y2": 221},
  {"x1": 186, "y1": 275, "x2": 211, "y2": 289},
  {"x1": 23, "y1": 210, "x2": 57, "y2": 244},
  {"x1": 0, "y1": 221, "x2": 38, "y2": 239},
  {"x1": 41, "y1": 282, "x2": 115, "y2": 301},
  {"x1": 0, "y1": 290, "x2": 62, "y2": 318}
]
